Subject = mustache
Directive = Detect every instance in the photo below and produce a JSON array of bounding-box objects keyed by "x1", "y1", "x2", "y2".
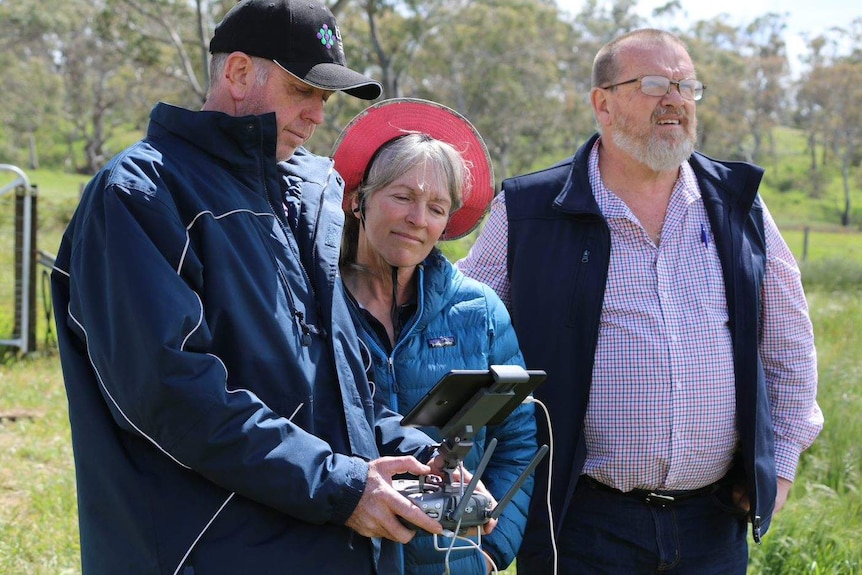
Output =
[{"x1": 652, "y1": 106, "x2": 687, "y2": 121}]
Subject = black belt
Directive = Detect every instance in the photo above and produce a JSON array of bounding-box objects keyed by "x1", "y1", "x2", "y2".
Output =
[{"x1": 582, "y1": 475, "x2": 721, "y2": 505}]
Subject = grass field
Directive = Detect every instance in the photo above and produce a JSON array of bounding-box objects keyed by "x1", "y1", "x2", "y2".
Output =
[
  {"x1": 1, "y1": 289, "x2": 859, "y2": 573},
  {"x1": 2, "y1": 164, "x2": 862, "y2": 573}
]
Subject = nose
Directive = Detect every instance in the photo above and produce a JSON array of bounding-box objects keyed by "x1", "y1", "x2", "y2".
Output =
[
  {"x1": 304, "y1": 98, "x2": 325, "y2": 126},
  {"x1": 662, "y1": 82, "x2": 686, "y2": 103},
  {"x1": 405, "y1": 204, "x2": 427, "y2": 227}
]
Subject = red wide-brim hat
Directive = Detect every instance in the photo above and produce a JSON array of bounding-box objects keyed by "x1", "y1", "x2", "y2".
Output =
[{"x1": 331, "y1": 98, "x2": 494, "y2": 241}]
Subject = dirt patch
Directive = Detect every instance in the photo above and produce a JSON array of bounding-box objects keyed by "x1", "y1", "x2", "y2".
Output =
[{"x1": 0, "y1": 410, "x2": 42, "y2": 424}]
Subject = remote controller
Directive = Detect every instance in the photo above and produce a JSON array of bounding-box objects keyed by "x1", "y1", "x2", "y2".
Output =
[{"x1": 394, "y1": 478, "x2": 493, "y2": 533}]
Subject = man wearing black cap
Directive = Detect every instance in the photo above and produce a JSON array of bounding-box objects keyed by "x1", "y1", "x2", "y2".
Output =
[{"x1": 51, "y1": 1, "x2": 449, "y2": 573}]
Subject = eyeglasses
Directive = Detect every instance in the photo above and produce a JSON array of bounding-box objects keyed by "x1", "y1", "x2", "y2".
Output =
[{"x1": 600, "y1": 75, "x2": 706, "y2": 101}]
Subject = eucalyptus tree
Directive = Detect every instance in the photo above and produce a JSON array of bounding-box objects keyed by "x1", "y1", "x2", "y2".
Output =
[
  {"x1": 685, "y1": 19, "x2": 760, "y2": 161},
  {"x1": 689, "y1": 13, "x2": 789, "y2": 166},
  {"x1": 0, "y1": 1, "x2": 65, "y2": 168},
  {"x1": 298, "y1": 0, "x2": 459, "y2": 155},
  {"x1": 0, "y1": 0, "x2": 207, "y2": 173},
  {"x1": 828, "y1": 58, "x2": 862, "y2": 226},
  {"x1": 560, "y1": 0, "x2": 647, "y2": 157},
  {"x1": 400, "y1": 0, "x2": 587, "y2": 181},
  {"x1": 796, "y1": 35, "x2": 834, "y2": 198},
  {"x1": 740, "y1": 13, "x2": 790, "y2": 165},
  {"x1": 571, "y1": 0, "x2": 643, "y2": 57},
  {"x1": 109, "y1": 0, "x2": 236, "y2": 104},
  {"x1": 797, "y1": 19, "x2": 862, "y2": 226}
]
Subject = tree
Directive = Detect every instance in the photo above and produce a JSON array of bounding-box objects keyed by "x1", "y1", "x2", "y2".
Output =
[
  {"x1": 111, "y1": 0, "x2": 236, "y2": 104},
  {"x1": 796, "y1": 19, "x2": 862, "y2": 225},
  {"x1": 829, "y1": 59, "x2": 862, "y2": 226},
  {"x1": 405, "y1": 0, "x2": 586, "y2": 180},
  {"x1": 796, "y1": 34, "x2": 833, "y2": 198},
  {"x1": 0, "y1": 0, "x2": 201, "y2": 173},
  {"x1": 685, "y1": 19, "x2": 752, "y2": 160},
  {"x1": 3, "y1": 0, "x2": 860, "y2": 193},
  {"x1": 740, "y1": 13, "x2": 790, "y2": 165},
  {"x1": 0, "y1": 1, "x2": 67, "y2": 167}
]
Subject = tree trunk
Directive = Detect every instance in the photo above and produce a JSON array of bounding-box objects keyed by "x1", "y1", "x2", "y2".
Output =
[
  {"x1": 28, "y1": 133, "x2": 39, "y2": 170},
  {"x1": 841, "y1": 158, "x2": 851, "y2": 227}
]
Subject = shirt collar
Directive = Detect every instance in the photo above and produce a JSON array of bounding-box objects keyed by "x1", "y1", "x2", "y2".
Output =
[{"x1": 588, "y1": 137, "x2": 702, "y2": 221}]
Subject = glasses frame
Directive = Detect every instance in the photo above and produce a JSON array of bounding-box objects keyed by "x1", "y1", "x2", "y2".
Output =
[{"x1": 600, "y1": 75, "x2": 706, "y2": 101}]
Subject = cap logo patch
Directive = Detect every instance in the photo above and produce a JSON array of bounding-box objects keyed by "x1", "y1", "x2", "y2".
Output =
[{"x1": 317, "y1": 24, "x2": 334, "y2": 49}]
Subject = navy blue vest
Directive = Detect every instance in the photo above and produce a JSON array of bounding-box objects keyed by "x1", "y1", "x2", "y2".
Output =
[{"x1": 506, "y1": 134, "x2": 773, "y2": 570}]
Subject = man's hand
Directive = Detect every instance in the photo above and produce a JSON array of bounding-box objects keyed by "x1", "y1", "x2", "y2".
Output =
[
  {"x1": 731, "y1": 477, "x2": 793, "y2": 515},
  {"x1": 774, "y1": 477, "x2": 792, "y2": 514},
  {"x1": 344, "y1": 456, "x2": 443, "y2": 543}
]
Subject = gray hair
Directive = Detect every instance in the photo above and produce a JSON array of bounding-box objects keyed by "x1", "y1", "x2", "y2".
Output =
[
  {"x1": 208, "y1": 53, "x2": 273, "y2": 92},
  {"x1": 591, "y1": 29, "x2": 690, "y2": 88},
  {"x1": 340, "y1": 133, "x2": 471, "y2": 265}
]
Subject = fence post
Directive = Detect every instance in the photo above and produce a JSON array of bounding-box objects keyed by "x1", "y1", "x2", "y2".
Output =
[
  {"x1": 15, "y1": 185, "x2": 38, "y2": 352},
  {"x1": 802, "y1": 227, "x2": 810, "y2": 262},
  {"x1": 1, "y1": 164, "x2": 35, "y2": 354}
]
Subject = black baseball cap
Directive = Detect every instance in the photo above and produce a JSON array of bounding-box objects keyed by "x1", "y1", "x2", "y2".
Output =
[{"x1": 209, "y1": 0, "x2": 382, "y2": 100}]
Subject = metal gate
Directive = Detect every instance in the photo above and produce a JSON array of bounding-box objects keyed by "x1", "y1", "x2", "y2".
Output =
[{"x1": 0, "y1": 164, "x2": 36, "y2": 354}]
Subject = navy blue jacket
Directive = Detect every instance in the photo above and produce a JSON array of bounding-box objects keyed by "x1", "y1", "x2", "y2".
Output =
[
  {"x1": 504, "y1": 134, "x2": 774, "y2": 573},
  {"x1": 52, "y1": 103, "x2": 435, "y2": 575},
  {"x1": 348, "y1": 249, "x2": 536, "y2": 573}
]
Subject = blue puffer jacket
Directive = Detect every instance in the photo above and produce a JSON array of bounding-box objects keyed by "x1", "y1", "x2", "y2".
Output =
[
  {"x1": 347, "y1": 249, "x2": 537, "y2": 574},
  {"x1": 51, "y1": 102, "x2": 435, "y2": 575}
]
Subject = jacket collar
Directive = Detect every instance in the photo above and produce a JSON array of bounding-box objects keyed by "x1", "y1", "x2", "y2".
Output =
[
  {"x1": 554, "y1": 133, "x2": 602, "y2": 215},
  {"x1": 408, "y1": 249, "x2": 461, "y2": 334},
  {"x1": 148, "y1": 102, "x2": 279, "y2": 172},
  {"x1": 553, "y1": 133, "x2": 764, "y2": 222},
  {"x1": 689, "y1": 152, "x2": 764, "y2": 220}
]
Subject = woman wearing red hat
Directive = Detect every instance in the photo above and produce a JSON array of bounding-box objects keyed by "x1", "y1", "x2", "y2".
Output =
[{"x1": 333, "y1": 99, "x2": 538, "y2": 575}]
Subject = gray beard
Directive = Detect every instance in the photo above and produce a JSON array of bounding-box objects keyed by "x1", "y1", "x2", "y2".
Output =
[{"x1": 613, "y1": 113, "x2": 697, "y2": 172}]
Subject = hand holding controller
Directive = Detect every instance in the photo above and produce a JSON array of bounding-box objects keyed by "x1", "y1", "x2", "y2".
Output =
[
  {"x1": 393, "y1": 477, "x2": 494, "y2": 534},
  {"x1": 345, "y1": 456, "x2": 443, "y2": 543}
]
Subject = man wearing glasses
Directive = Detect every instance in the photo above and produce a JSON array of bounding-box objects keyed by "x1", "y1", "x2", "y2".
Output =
[{"x1": 458, "y1": 28, "x2": 822, "y2": 574}]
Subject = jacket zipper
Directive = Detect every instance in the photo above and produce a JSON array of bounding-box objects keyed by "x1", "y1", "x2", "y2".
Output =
[
  {"x1": 359, "y1": 266, "x2": 426, "y2": 403},
  {"x1": 262, "y1": 166, "x2": 325, "y2": 347}
]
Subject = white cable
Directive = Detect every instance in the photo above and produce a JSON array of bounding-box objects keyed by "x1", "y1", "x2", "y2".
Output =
[
  {"x1": 443, "y1": 461, "x2": 467, "y2": 574},
  {"x1": 524, "y1": 396, "x2": 558, "y2": 575},
  {"x1": 449, "y1": 533, "x2": 499, "y2": 574},
  {"x1": 438, "y1": 460, "x2": 501, "y2": 574},
  {"x1": 434, "y1": 399, "x2": 556, "y2": 575}
]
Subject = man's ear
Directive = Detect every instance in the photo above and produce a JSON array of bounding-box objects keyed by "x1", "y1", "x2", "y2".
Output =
[
  {"x1": 223, "y1": 52, "x2": 256, "y2": 102},
  {"x1": 591, "y1": 87, "x2": 612, "y2": 128}
]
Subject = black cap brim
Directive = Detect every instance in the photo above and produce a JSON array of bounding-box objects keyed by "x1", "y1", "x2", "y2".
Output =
[{"x1": 277, "y1": 60, "x2": 382, "y2": 100}]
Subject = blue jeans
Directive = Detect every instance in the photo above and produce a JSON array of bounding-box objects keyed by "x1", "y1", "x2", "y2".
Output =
[{"x1": 554, "y1": 477, "x2": 749, "y2": 574}]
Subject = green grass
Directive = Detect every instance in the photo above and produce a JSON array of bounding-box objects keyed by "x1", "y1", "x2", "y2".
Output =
[
  {"x1": 2, "y1": 287, "x2": 859, "y2": 573},
  {"x1": 748, "y1": 291, "x2": 862, "y2": 574},
  {"x1": 784, "y1": 228, "x2": 862, "y2": 265},
  {"x1": 0, "y1": 352, "x2": 79, "y2": 575}
]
